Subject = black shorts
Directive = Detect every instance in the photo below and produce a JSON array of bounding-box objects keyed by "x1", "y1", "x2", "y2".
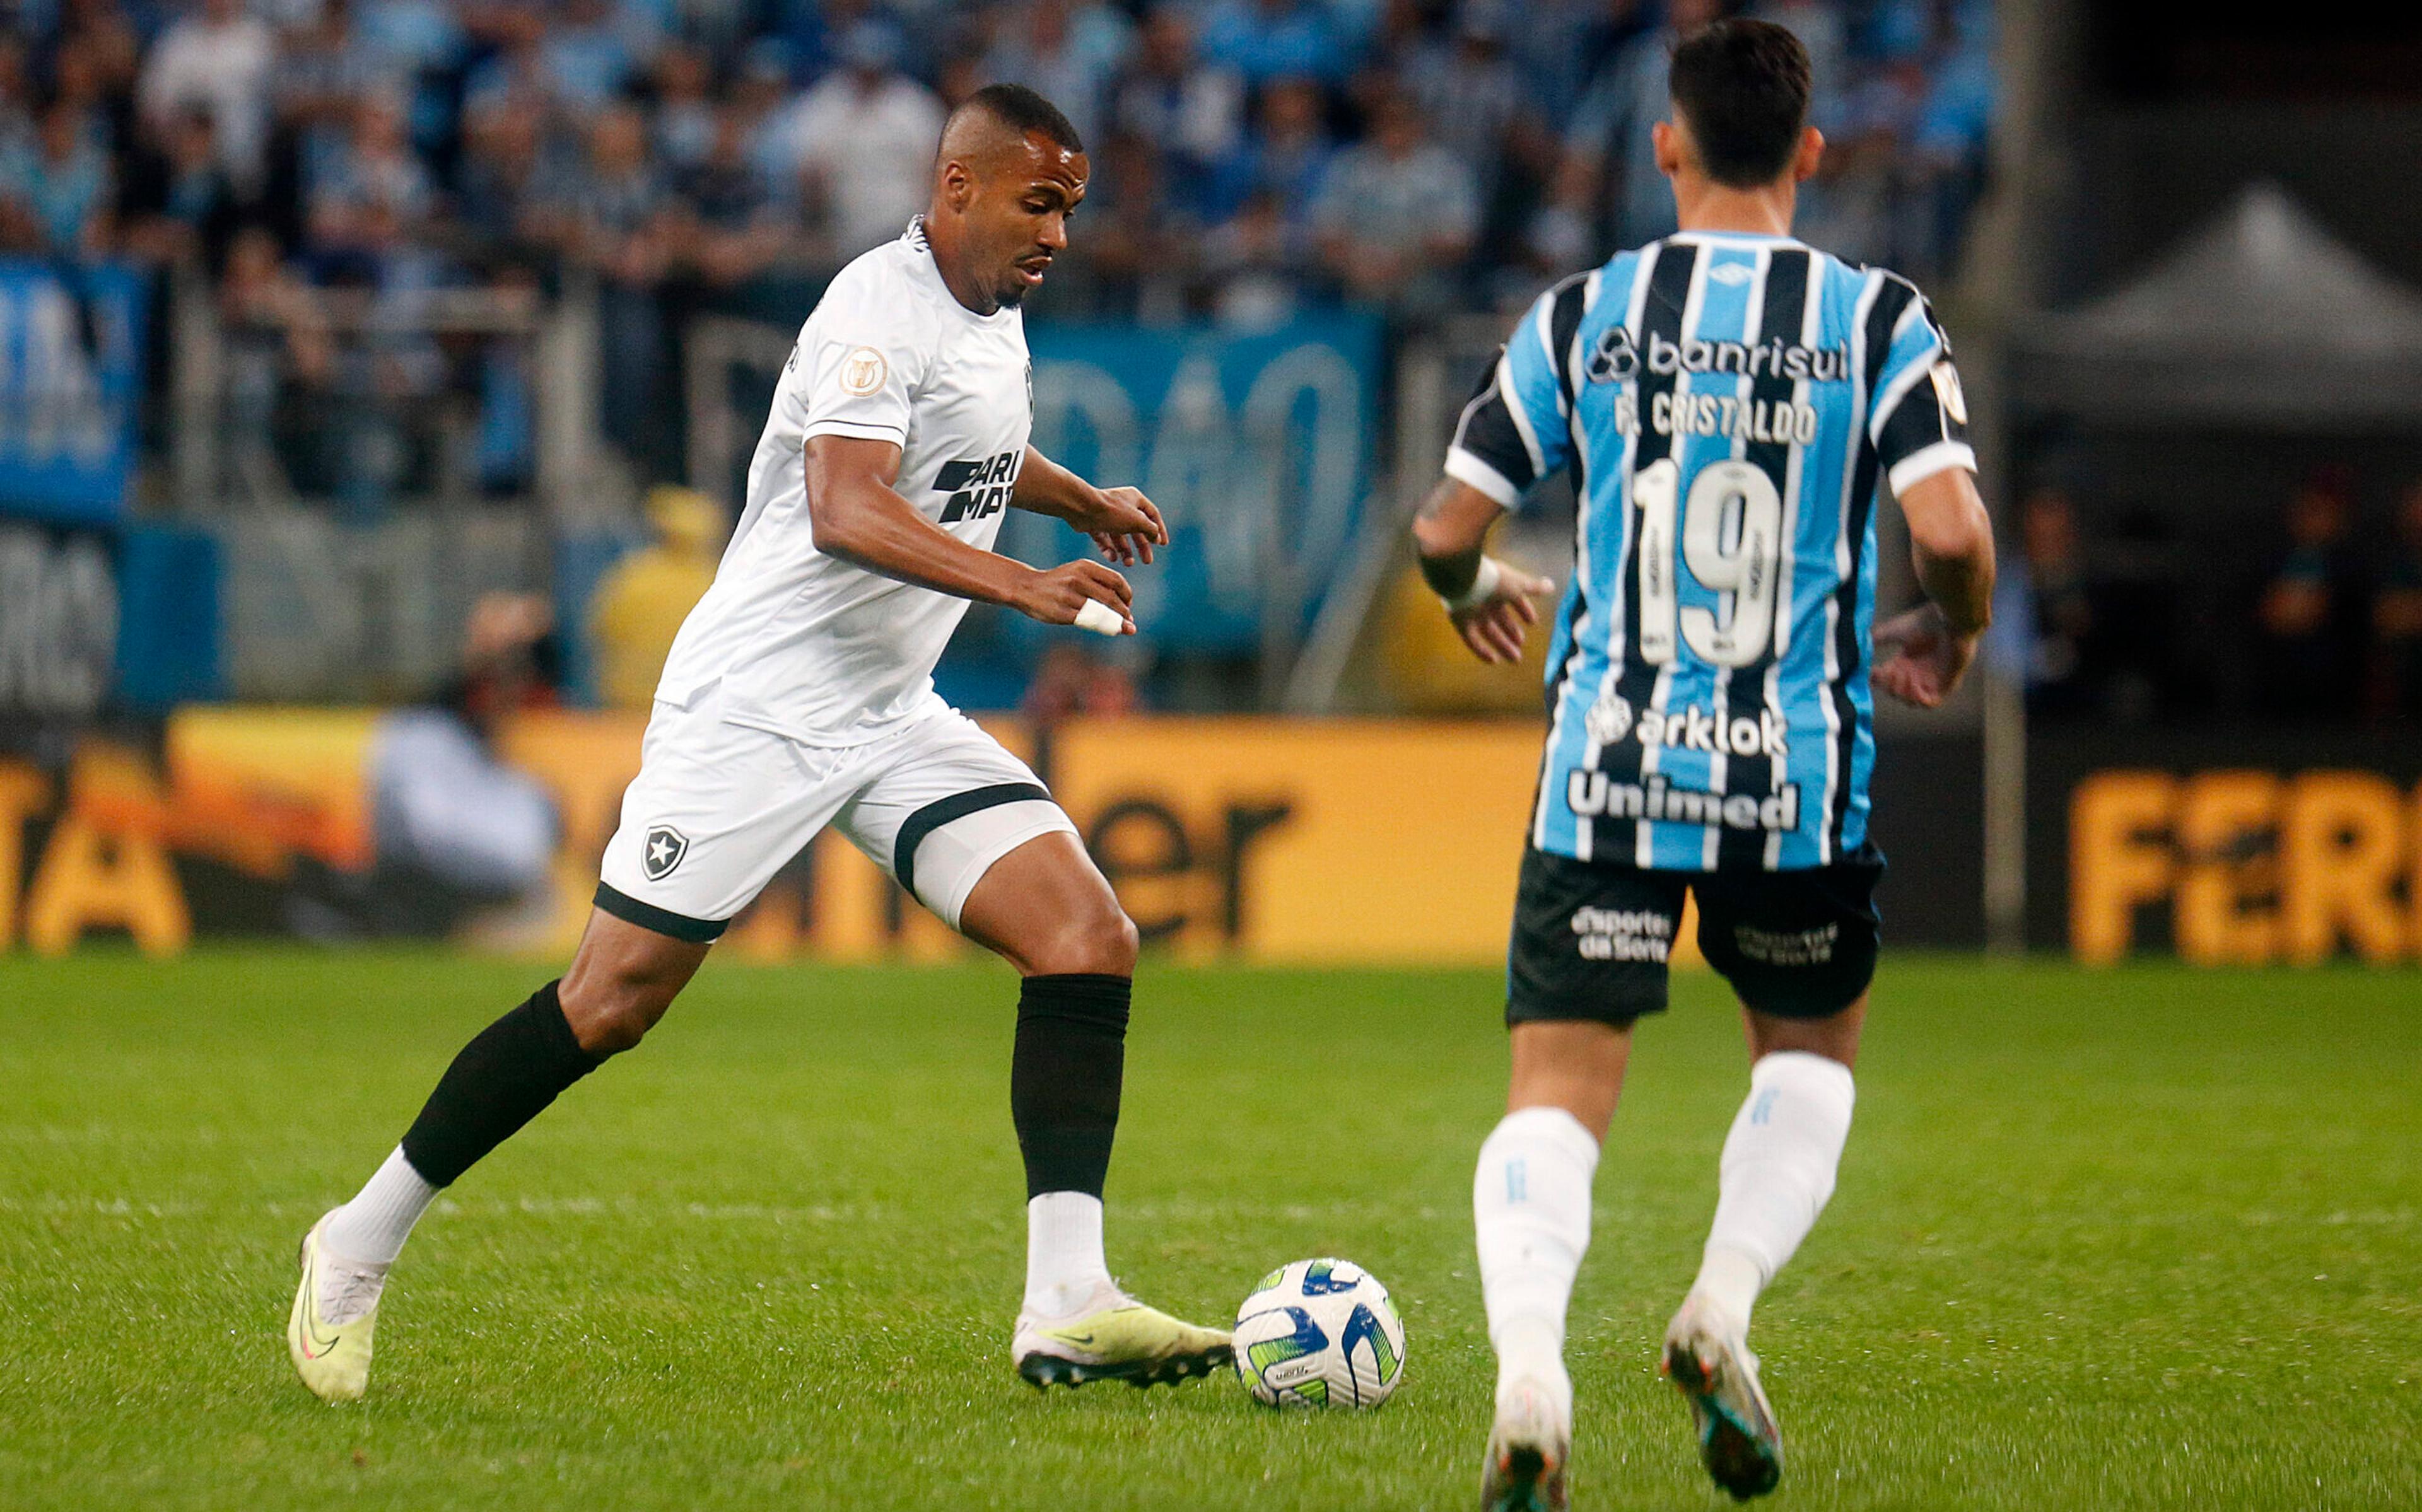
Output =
[{"x1": 1506, "y1": 845, "x2": 1884, "y2": 1027}]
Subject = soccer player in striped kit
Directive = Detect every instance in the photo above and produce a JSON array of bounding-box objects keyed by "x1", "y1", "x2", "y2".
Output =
[{"x1": 1412, "y1": 21, "x2": 1997, "y2": 1508}]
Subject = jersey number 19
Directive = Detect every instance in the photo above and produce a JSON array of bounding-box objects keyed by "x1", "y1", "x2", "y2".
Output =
[{"x1": 1632, "y1": 458, "x2": 1782, "y2": 670}]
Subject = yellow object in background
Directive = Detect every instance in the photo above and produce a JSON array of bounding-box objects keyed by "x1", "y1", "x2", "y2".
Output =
[
  {"x1": 1379, "y1": 562, "x2": 1553, "y2": 714},
  {"x1": 588, "y1": 486, "x2": 727, "y2": 711}
]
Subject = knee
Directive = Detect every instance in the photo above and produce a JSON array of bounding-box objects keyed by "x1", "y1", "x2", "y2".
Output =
[
  {"x1": 1028, "y1": 898, "x2": 1138, "y2": 978},
  {"x1": 559, "y1": 965, "x2": 679, "y2": 1055}
]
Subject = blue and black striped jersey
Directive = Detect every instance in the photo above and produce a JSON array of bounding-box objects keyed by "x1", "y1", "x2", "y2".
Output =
[{"x1": 1449, "y1": 231, "x2": 1975, "y2": 873}]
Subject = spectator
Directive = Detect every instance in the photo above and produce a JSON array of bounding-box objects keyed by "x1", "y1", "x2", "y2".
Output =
[
  {"x1": 1199, "y1": 187, "x2": 1307, "y2": 328},
  {"x1": 137, "y1": 0, "x2": 275, "y2": 194},
  {"x1": 115, "y1": 106, "x2": 242, "y2": 267},
  {"x1": 1550, "y1": 0, "x2": 1660, "y2": 106},
  {"x1": 0, "y1": 38, "x2": 33, "y2": 161},
  {"x1": 1395, "y1": 4, "x2": 1526, "y2": 197},
  {"x1": 649, "y1": 41, "x2": 718, "y2": 175},
  {"x1": 561, "y1": 103, "x2": 684, "y2": 470},
  {"x1": 451, "y1": 102, "x2": 561, "y2": 261},
  {"x1": 1312, "y1": 90, "x2": 1478, "y2": 317},
  {"x1": 672, "y1": 103, "x2": 787, "y2": 286},
  {"x1": 2371, "y1": 479, "x2": 2422, "y2": 720},
  {"x1": 278, "y1": 0, "x2": 407, "y2": 184},
  {"x1": 775, "y1": 20, "x2": 945, "y2": 261},
  {"x1": 2254, "y1": 471, "x2": 2368, "y2": 718},
  {"x1": 538, "y1": 0, "x2": 642, "y2": 116},
  {"x1": 1062, "y1": 127, "x2": 1185, "y2": 320},
  {"x1": 303, "y1": 93, "x2": 434, "y2": 270},
  {"x1": 1562, "y1": 0, "x2": 1724, "y2": 253},
  {"x1": 366, "y1": 591, "x2": 564, "y2": 936},
  {"x1": 587, "y1": 484, "x2": 725, "y2": 710},
  {"x1": 1109, "y1": 1, "x2": 1244, "y2": 221},
  {"x1": 2005, "y1": 487, "x2": 2100, "y2": 718},
  {"x1": 979, "y1": 0, "x2": 1133, "y2": 149},
  {"x1": 0, "y1": 100, "x2": 114, "y2": 258},
  {"x1": 1227, "y1": 75, "x2": 1333, "y2": 243},
  {"x1": 1198, "y1": 0, "x2": 1354, "y2": 84}
]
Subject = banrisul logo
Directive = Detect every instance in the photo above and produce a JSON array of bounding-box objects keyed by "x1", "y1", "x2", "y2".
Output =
[{"x1": 1589, "y1": 327, "x2": 1849, "y2": 385}]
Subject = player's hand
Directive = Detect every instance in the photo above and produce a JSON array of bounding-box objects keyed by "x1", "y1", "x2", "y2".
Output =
[
  {"x1": 1450, "y1": 566, "x2": 1557, "y2": 665},
  {"x1": 1873, "y1": 603, "x2": 1978, "y2": 707},
  {"x1": 1015, "y1": 560, "x2": 1137, "y2": 634},
  {"x1": 1075, "y1": 486, "x2": 1168, "y2": 566}
]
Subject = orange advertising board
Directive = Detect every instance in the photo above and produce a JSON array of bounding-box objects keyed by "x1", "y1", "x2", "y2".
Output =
[{"x1": 3, "y1": 712, "x2": 1613, "y2": 967}]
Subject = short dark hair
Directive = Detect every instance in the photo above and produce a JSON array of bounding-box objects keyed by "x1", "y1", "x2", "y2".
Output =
[
  {"x1": 959, "y1": 81, "x2": 1085, "y2": 156},
  {"x1": 1667, "y1": 19, "x2": 1813, "y2": 188}
]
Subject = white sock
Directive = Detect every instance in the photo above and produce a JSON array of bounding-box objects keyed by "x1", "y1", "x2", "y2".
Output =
[
  {"x1": 321, "y1": 1146, "x2": 438, "y2": 1271},
  {"x1": 1694, "y1": 1050, "x2": 1856, "y2": 1328},
  {"x1": 1473, "y1": 1106, "x2": 1600, "y2": 1414},
  {"x1": 1022, "y1": 1191, "x2": 1114, "y2": 1318}
]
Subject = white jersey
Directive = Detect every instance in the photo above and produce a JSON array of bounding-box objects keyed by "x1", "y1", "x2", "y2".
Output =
[{"x1": 657, "y1": 219, "x2": 1033, "y2": 745}]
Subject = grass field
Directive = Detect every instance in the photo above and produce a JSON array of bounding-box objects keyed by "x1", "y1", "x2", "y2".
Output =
[{"x1": 1, "y1": 950, "x2": 2417, "y2": 1510}]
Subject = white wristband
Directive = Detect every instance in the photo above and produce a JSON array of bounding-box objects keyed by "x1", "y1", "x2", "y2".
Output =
[
  {"x1": 1073, "y1": 598, "x2": 1127, "y2": 636},
  {"x1": 1441, "y1": 554, "x2": 1504, "y2": 615}
]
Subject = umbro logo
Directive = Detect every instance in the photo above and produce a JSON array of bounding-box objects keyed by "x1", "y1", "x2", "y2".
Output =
[
  {"x1": 643, "y1": 826, "x2": 689, "y2": 881},
  {"x1": 1708, "y1": 262, "x2": 1755, "y2": 286}
]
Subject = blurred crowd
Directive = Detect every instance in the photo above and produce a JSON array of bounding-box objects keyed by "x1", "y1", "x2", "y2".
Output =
[
  {"x1": 1999, "y1": 469, "x2": 2422, "y2": 727},
  {"x1": 2, "y1": 0, "x2": 1998, "y2": 486}
]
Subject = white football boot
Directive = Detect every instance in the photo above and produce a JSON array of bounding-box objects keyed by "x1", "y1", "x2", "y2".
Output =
[
  {"x1": 1662, "y1": 1291, "x2": 1783, "y2": 1500},
  {"x1": 1478, "y1": 1374, "x2": 1571, "y2": 1512},
  {"x1": 286, "y1": 1217, "x2": 387, "y2": 1402}
]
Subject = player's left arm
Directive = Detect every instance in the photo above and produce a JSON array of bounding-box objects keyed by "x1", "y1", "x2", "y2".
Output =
[
  {"x1": 1012, "y1": 446, "x2": 1169, "y2": 566},
  {"x1": 1868, "y1": 293, "x2": 1996, "y2": 707}
]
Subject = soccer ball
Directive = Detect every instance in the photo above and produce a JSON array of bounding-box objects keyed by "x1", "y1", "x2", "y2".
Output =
[{"x1": 1232, "y1": 1258, "x2": 1407, "y2": 1409}]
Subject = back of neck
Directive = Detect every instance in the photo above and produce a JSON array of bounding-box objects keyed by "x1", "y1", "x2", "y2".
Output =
[{"x1": 1672, "y1": 180, "x2": 1797, "y2": 240}]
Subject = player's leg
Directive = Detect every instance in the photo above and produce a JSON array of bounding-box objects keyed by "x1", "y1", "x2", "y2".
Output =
[
  {"x1": 289, "y1": 695, "x2": 826, "y2": 1402},
  {"x1": 1660, "y1": 854, "x2": 1882, "y2": 1498},
  {"x1": 1477, "y1": 848, "x2": 1684, "y2": 1512},
  {"x1": 290, "y1": 913, "x2": 706, "y2": 1400},
  {"x1": 838, "y1": 714, "x2": 1229, "y2": 1388}
]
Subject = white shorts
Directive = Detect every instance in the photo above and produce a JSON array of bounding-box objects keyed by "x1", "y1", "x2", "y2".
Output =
[{"x1": 596, "y1": 689, "x2": 1077, "y2": 941}]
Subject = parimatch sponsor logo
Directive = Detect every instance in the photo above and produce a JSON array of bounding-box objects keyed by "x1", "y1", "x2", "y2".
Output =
[
  {"x1": 1565, "y1": 770, "x2": 1803, "y2": 833},
  {"x1": 1571, "y1": 904, "x2": 1671, "y2": 962},
  {"x1": 935, "y1": 449, "x2": 1022, "y2": 523}
]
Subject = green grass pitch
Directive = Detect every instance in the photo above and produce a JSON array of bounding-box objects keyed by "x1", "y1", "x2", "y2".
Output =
[{"x1": 3, "y1": 949, "x2": 2416, "y2": 1510}]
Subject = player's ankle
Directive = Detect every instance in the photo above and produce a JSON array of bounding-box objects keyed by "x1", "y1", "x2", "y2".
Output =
[
  {"x1": 1493, "y1": 1318, "x2": 1569, "y2": 1405},
  {"x1": 1689, "y1": 1246, "x2": 1765, "y2": 1332}
]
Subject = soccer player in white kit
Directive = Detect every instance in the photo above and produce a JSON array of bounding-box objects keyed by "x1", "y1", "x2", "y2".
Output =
[{"x1": 287, "y1": 84, "x2": 1234, "y2": 1402}]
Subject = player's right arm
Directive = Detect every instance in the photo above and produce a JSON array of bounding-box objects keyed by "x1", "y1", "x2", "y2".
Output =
[
  {"x1": 804, "y1": 434, "x2": 1135, "y2": 633},
  {"x1": 1412, "y1": 281, "x2": 1581, "y2": 665},
  {"x1": 1413, "y1": 479, "x2": 1555, "y2": 665}
]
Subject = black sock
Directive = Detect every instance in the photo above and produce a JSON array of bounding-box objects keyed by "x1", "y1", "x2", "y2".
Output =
[
  {"x1": 399, "y1": 980, "x2": 605, "y2": 1188},
  {"x1": 1010, "y1": 974, "x2": 1131, "y2": 1200}
]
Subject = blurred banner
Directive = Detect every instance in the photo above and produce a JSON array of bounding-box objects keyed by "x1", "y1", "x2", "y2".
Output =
[
  {"x1": 2033, "y1": 731, "x2": 2422, "y2": 965},
  {"x1": 0, "y1": 711, "x2": 1541, "y2": 962},
  {"x1": 0, "y1": 707, "x2": 1980, "y2": 963},
  {"x1": 32, "y1": 710, "x2": 2422, "y2": 965},
  {"x1": 1008, "y1": 313, "x2": 1383, "y2": 653},
  {"x1": 0, "y1": 260, "x2": 146, "y2": 525},
  {"x1": 0, "y1": 520, "x2": 118, "y2": 725}
]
